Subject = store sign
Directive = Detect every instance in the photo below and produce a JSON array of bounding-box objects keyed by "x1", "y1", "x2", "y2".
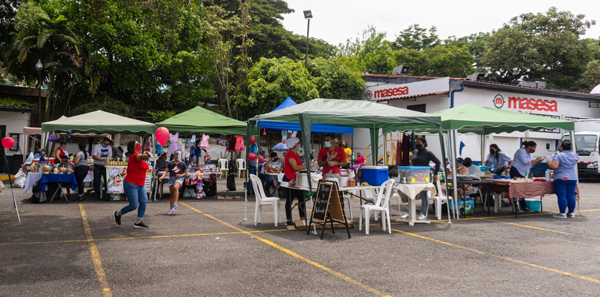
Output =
[
  {"x1": 493, "y1": 94, "x2": 558, "y2": 112},
  {"x1": 363, "y1": 77, "x2": 449, "y2": 101}
]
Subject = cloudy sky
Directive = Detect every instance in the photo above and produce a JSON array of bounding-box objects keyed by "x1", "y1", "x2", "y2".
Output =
[{"x1": 281, "y1": 0, "x2": 600, "y2": 46}]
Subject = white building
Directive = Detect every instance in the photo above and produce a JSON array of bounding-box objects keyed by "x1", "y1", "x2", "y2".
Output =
[{"x1": 358, "y1": 74, "x2": 600, "y2": 164}]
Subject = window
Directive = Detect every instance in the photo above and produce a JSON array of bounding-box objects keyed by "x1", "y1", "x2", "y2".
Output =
[{"x1": 407, "y1": 104, "x2": 426, "y2": 113}]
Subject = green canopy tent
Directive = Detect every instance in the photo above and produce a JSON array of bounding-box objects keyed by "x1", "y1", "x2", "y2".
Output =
[
  {"x1": 247, "y1": 99, "x2": 449, "y2": 222},
  {"x1": 157, "y1": 106, "x2": 247, "y2": 135},
  {"x1": 428, "y1": 104, "x2": 577, "y2": 216}
]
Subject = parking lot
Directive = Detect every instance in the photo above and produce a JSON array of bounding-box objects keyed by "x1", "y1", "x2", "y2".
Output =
[{"x1": 2, "y1": 178, "x2": 600, "y2": 296}]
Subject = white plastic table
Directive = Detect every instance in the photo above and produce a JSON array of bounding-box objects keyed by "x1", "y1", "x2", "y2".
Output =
[{"x1": 394, "y1": 183, "x2": 436, "y2": 226}]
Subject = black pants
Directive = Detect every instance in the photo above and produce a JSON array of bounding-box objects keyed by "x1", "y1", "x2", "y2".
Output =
[
  {"x1": 283, "y1": 176, "x2": 306, "y2": 221},
  {"x1": 74, "y1": 166, "x2": 89, "y2": 195},
  {"x1": 509, "y1": 167, "x2": 527, "y2": 209}
]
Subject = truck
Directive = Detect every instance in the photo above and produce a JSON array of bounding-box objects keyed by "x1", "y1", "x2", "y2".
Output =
[{"x1": 560, "y1": 119, "x2": 600, "y2": 176}]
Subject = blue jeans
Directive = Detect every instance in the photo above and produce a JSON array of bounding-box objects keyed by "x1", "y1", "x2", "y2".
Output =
[
  {"x1": 247, "y1": 165, "x2": 257, "y2": 192},
  {"x1": 120, "y1": 181, "x2": 148, "y2": 221},
  {"x1": 93, "y1": 165, "x2": 106, "y2": 198},
  {"x1": 554, "y1": 179, "x2": 577, "y2": 214}
]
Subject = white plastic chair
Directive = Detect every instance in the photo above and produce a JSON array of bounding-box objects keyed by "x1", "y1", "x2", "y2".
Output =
[
  {"x1": 433, "y1": 179, "x2": 455, "y2": 220},
  {"x1": 250, "y1": 174, "x2": 281, "y2": 226},
  {"x1": 359, "y1": 179, "x2": 394, "y2": 235},
  {"x1": 236, "y1": 159, "x2": 247, "y2": 177},
  {"x1": 218, "y1": 159, "x2": 228, "y2": 179}
]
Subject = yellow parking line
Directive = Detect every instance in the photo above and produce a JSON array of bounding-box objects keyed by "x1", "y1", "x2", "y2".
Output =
[
  {"x1": 488, "y1": 220, "x2": 600, "y2": 241},
  {"x1": 391, "y1": 227, "x2": 600, "y2": 284},
  {"x1": 79, "y1": 204, "x2": 112, "y2": 297},
  {"x1": 181, "y1": 202, "x2": 390, "y2": 297}
]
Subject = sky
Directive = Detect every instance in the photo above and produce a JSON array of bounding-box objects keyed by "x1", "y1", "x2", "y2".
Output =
[{"x1": 280, "y1": 0, "x2": 600, "y2": 47}]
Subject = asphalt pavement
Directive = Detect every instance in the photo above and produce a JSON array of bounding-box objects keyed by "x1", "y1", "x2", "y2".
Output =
[{"x1": 1, "y1": 177, "x2": 600, "y2": 297}]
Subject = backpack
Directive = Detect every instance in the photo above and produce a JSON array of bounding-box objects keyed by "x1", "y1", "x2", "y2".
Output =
[{"x1": 30, "y1": 181, "x2": 47, "y2": 203}]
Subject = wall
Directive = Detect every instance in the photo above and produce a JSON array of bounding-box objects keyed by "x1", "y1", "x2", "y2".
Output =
[{"x1": 0, "y1": 110, "x2": 31, "y2": 156}]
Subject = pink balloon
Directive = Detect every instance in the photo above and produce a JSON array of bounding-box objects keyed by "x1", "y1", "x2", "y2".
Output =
[
  {"x1": 156, "y1": 127, "x2": 169, "y2": 146},
  {"x1": 2, "y1": 137, "x2": 15, "y2": 149},
  {"x1": 250, "y1": 136, "x2": 256, "y2": 144},
  {"x1": 259, "y1": 155, "x2": 264, "y2": 163},
  {"x1": 248, "y1": 152, "x2": 257, "y2": 161}
]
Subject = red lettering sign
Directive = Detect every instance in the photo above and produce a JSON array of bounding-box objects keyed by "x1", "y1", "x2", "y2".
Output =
[
  {"x1": 507, "y1": 96, "x2": 557, "y2": 112},
  {"x1": 373, "y1": 86, "x2": 409, "y2": 99}
]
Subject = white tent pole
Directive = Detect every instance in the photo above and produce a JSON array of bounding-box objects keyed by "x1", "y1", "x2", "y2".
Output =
[
  {"x1": 569, "y1": 130, "x2": 580, "y2": 215},
  {"x1": 449, "y1": 130, "x2": 460, "y2": 219}
]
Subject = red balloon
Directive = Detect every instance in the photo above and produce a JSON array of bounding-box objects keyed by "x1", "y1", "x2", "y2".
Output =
[
  {"x1": 258, "y1": 155, "x2": 264, "y2": 163},
  {"x1": 250, "y1": 136, "x2": 256, "y2": 144},
  {"x1": 248, "y1": 152, "x2": 257, "y2": 161},
  {"x1": 155, "y1": 127, "x2": 169, "y2": 146},
  {"x1": 2, "y1": 137, "x2": 15, "y2": 149}
]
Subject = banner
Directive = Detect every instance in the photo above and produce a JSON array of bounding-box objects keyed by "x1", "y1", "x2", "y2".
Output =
[{"x1": 106, "y1": 166, "x2": 152, "y2": 195}]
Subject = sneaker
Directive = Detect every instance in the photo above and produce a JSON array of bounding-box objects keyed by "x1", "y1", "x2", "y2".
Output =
[
  {"x1": 166, "y1": 209, "x2": 174, "y2": 215},
  {"x1": 522, "y1": 207, "x2": 532, "y2": 212},
  {"x1": 171, "y1": 204, "x2": 177, "y2": 212},
  {"x1": 418, "y1": 214, "x2": 427, "y2": 220},
  {"x1": 567, "y1": 213, "x2": 575, "y2": 218},
  {"x1": 113, "y1": 211, "x2": 121, "y2": 225},
  {"x1": 552, "y1": 213, "x2": 567, "y2": 219},
  {"x1": 134, "y1": 221, "x2": 149, "y2": 228},
  {"x1": 400, "y1": 213, "x2": 410, "y2": 220}
]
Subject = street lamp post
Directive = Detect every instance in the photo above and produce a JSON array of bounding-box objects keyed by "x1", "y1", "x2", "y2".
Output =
[
  {"x1": 303, "y1": 10, "x2": 312, "y2": 68},
  {"x1": 35, "y1": 59, "x2": 43, "y2": 126}
]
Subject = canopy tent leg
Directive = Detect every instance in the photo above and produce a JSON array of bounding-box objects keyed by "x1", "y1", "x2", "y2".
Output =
[
  {"x1": 569, "y1": 130, "x2": 580, "y2": 215},
  {"x1": 437, "y1": 126, "x2": 451, "y2": 223},
  {"x1": 370, "y1": 125, "x2": 378, "y2": 166},
  {"x1": 244, "y1": 121, "x2": 254, "y2": 221}
]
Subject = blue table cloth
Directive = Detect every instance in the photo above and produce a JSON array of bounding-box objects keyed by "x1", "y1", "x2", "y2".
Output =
[{"x1": 39, "y1": 173, "x2": 78, "y2": 191}]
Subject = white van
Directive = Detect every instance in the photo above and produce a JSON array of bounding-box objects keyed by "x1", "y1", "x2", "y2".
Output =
[{"x1": 560, "y1": 131, "x2": 600, "y2": 176}]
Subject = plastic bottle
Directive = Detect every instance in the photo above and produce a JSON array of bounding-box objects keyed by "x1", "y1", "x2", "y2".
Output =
[{"x1": 402, "y1": 173, "x2": 407, "y2": 184}]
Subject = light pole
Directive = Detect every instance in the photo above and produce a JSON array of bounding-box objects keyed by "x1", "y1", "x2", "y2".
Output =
[
  {"x1": 35, "y1": 59, "x2": 43, "y2": 126},
  {"x1": 303, "y1": 10, "x2": 312, "y2": 68}
]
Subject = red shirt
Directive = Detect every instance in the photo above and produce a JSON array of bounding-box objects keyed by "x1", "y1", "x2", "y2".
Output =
[
  {"x1": 318, "y1": 146, "x2": 346, "y2": 176},
  {"x1": 124, "y1": 152, "x2": 149, "y2": 186},
  {"x1": 284, "y1": 150, "x2": 302, "y2": 181}
]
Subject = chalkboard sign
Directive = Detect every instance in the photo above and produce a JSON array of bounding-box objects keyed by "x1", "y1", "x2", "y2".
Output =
[{"x1": 311, "y1": 182, "x2": 333, "y2": 223}]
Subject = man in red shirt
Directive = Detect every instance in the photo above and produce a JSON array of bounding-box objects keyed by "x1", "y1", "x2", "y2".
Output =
[{"x1": 317, "y1": 134, "x2": 347, "y2": 177}]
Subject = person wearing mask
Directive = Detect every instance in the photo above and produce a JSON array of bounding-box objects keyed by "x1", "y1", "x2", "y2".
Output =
[
  {"x1": 511, "y1": 140, "x2": 543, "y2": 211},
  {"x1": 401, "y1": 137, "x2": 441, "y2": 220},
  {"x1": 264, "y1": 152, "x2": 283, "y2": 195},
  {"x1": 340, "y1": 140, "x2": 352, "y2": 169},
  {"x1": 92, "y1": 138, "x2": 113, "y2": 199},
  {"x1": 73, "y1": 142, "x2": 89, "y2": 201},
  {"x1": 546, "y1": 140, "x2": 579, "y2": 218},
  {"x1": 463, "y1": 157, "x2": 480, "y2": 175},
  {"x1": 484, "y1": 144, "x2": 513, "y2": 175},
  {"x1": 113, "y1": 140, "x2": 152, "y2": 229},
  {"x1": 283, "y1": 138, "x2": 307, "y2": 226},
  {"x1": 159, "y1": 150, "x2": 188, "y2": 215},
  {"x1": 116, "y1": 147, "x2": 124, "y2": 159},
  {"x1": 54, "y1": 141, "x2": 68, "y2": 164},
  {"x1": 317, "y1": 134, "x2": 347, "y2": 177}
]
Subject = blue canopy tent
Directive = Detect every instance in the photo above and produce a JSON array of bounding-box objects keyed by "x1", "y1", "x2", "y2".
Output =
[{"x1": 256, "y1": 97, "x2": 354, "y2": 134}]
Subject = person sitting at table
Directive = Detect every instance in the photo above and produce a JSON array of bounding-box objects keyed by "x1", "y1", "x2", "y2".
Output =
[
  {"x1": 546, "y1": 140, "x2": 579, "y2": 219},
  {"x1": 54, "y1": 141, "x2": 69, "y2": 164},
  {"x1": 34, "y1": 148, "x2": 46, "y2": 160},
  {"x1": 317, "y1": 134, "x2": 347, "y2": 177},
  {"x1": 159, "y1": 150, "x2": 188, "y2": 215},
  {"x1": 484, "y1": 144, "x2": 512, "y2": 175},
  {"x1": 283, "y1": 137, "x2": 307, "y2": 226},
  {"x1": 264, "y1": 152, "x2": 283, "y2": 195},
  {"x1": 510, "y1": 140, "x2": 543, "y2": 212},
  {"x1": 463, "y1": 157, "x2": 480, "y2": 174},
  {"x1": 56, "y1": 155, "x2": 74, "y2": 171},
  {"x1": 400, "y1": 137, "x2": 441, "y2": 221},
  {"x1": 352, "y1": 151, "x2": 365, "y2": 170}
]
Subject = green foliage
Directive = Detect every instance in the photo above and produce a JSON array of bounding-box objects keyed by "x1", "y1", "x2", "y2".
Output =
[
  {"x1": 0, "y1": 97, "x2": 35, "y2": 109},
  {"x1": 479, "y1": 7, "x2": 596, "y2": 90},
  {"x1": 308, "y1": 57, "x2": 364, "y2": 99},
  {"x1": 71, "y1": 94, "x2": 134, "y2": 118},
  {"x1": 147, "y1": 110, "x2": 177, "y2": 123},
  {"x1": 339, "y1": 26, "x2": 394, "y2": 74},
  {"x1": 393, "y1": 45, "x2": 475, "y2": 77},
  {"x1": 393, "y1": 24, "x2": 441, "y2": 50},
  {"x1": 235, "y1": 57, "x2": 319, "y2": 118}
]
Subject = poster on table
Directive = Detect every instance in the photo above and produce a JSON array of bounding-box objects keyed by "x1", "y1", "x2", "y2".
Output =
[{"x1": 106, "y1": 166, "x2": 152, "y2": 199}]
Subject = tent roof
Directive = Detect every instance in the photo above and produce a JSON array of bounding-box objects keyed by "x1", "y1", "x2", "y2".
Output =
[
  {"x1": 251, "y1": 99, "x2": 442, "y2": 132},
  {"x1": 158, "y1": 106, "x2": 246, "y2": 135},
  {"x1": 42, "y1": 110, "x2": 156, "y2": 134},
  {"x1": 257, "y1": 97, "x2": 354, "y2": 134},
  {"x1": 432, "y1": 104, "x2": 574, "y2": 134}
]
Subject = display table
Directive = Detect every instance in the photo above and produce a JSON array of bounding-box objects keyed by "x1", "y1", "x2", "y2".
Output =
[
  {"x1": 394, "y1": 183, "x2": 436, "y2": 226},
  {"x1": 41, "y1": 173, "x2": 77, "y2": 202},
  {"x1": 23, "y1": 172, "x2": 42, "y2": 194}
]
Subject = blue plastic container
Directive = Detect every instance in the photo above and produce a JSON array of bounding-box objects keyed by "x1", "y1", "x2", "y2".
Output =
[
  {"x1": 524, "y1": 199, "x2": 541, "y2": 212},
  {"x1": 361, "y1": 166, "x2": 389, "y2": 186}
]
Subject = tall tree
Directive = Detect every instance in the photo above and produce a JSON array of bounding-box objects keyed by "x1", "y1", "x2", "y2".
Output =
[
  {"x1": 393, "y1": 24, "x2": 441, "y2": 50},
  {"x1": 339, "y1": 26, "x2": 394, "y2": 74},
  {"x1": 308, "y1": 57, "x2": 364, "y2": 99},
  {"x1": 479, "y1": 7, "x2": 596, "y2": 90}
]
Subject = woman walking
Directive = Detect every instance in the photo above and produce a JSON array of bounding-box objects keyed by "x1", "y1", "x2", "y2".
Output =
[
  {"x1": 113, "y1": 140, "x2": 152, "y2": 228},
  {"x1": 547, "y1": 141, "x2": 579, "y2": 218},
  {"x1": 73, "y1": 142, "x2": 89, "y2": 201}
]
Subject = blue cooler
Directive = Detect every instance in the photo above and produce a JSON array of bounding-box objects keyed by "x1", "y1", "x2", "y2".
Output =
[{"x1": 360, "y1": 166, "x2": 389, "y2": 186}]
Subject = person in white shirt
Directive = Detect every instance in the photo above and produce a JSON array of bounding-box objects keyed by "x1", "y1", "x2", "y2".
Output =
[{"x1": 92, "y1": 137, "x2": 113, "y2": 199}]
